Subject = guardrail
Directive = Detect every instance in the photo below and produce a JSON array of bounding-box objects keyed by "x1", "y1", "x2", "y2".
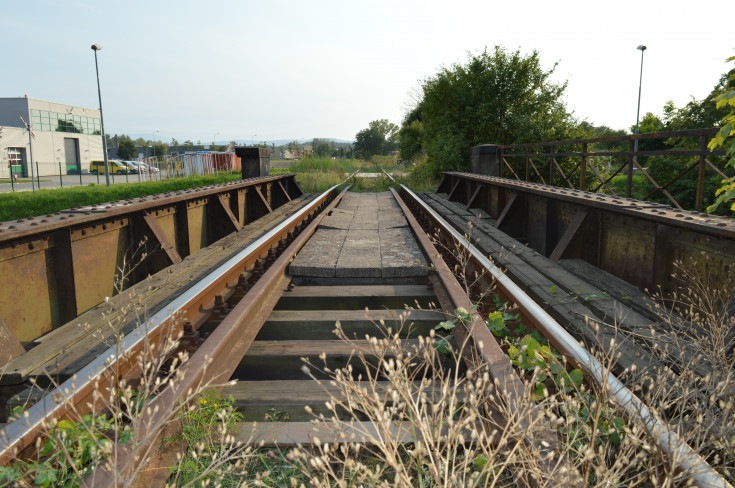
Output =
[{"x1": 498, "y1": 128, "x2": 730, "y2": 212}]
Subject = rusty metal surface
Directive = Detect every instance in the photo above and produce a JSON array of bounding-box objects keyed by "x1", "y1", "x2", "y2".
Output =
[
  {"x1": 0, "y1": 174, "x2": 302, "y2": 343},
  {"x1": 0, "y1": 183, "x2": 342, "y2": 469},
  {"x1": 0, "y1": 174, "x2": 296, "y2": 241},
  {"x1": 443, "y1": 172, "x2": 735, "y2": 238},
  {"x1": 392, "y1": 187, "x2": 582, "y2": 486},
  {"x1": 83, "y1": 186, "x2": 350, "y2": 486},
  {"x1": 405, "y1": 184, "x2": 732, "y2": 488},
  {"x1": 439, "y1": 171, "x2": 735, "y2": 302}
]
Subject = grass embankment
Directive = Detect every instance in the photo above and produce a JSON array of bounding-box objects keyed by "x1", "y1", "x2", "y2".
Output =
[
  {"x1": 0, "y1": 173, "x2": 242, "y2": 222},
  {"x1": 273, "y1": 157, "x2": 439, "y2": 194},
  {"x1": 0, "y1": 157, "x2": 440, "y2": 222}
]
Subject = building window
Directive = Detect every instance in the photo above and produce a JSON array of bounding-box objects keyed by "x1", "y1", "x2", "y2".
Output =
[{"x1": 29, "y1": 109, "x2": 100, "y2": 135}]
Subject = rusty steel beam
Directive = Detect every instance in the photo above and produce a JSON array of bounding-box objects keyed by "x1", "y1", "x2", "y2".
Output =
[
  {"x1": 143, "y1": 213, "x2": 183, "y2": 265},
  {"x1": 0, "y1": 182, "x2": 344, "y2": 470},
  {"x1": 441, "y1": 172, "x2": 735, "y2": 295},
  {"x1": 0, "y1": 174, "x2": 301, "y2": 344},
  {"x1": 83, "y1": 186, "x2": 350, "y2": 487}
]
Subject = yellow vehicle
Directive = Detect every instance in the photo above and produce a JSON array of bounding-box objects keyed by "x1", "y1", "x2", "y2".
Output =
[{"x1": 90, "y1": 160, "x2": 128, "y2": 175}]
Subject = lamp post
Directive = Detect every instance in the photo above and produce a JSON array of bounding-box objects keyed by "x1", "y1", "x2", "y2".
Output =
[
  {"x1": 213, "y1": 132, "x2": 220, "y2": 151},
  {"x1": 91, "y1": 44, "x2": 110, "y2": 187},
  {"x1": 633, "y1": 45, "x2": 647, "y2": 155},
  {"x1": 152, "y1": 130, "x2": 160, "y2": 158}
]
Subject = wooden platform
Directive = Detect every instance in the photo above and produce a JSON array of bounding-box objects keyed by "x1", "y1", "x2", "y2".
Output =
[{"x1": 289, "y1": 192, "x2": 428, "y2": 279}]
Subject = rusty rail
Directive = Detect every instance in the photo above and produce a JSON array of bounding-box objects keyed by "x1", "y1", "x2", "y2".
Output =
[
  {"x1": 399, "y1": 184, "x2": 732, "y2": 488},
  {"x1": 0, "y1": 181, "x2": 344, "y2": 469},
  {"x1": 498, "y1": 128, "x2": 730, "y2": 212}
]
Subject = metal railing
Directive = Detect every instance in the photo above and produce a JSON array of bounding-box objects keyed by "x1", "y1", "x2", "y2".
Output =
[
  {"x1": 0, "y1": 152, "x2": 239, "y2": 193},
  {"x1": 499, "y1": 128, "x2": 731, "y2": 212}
]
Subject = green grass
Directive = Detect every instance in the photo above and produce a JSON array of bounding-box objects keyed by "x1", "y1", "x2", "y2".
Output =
[
  {"x1": 609, "y1": 174, "x2": 649, "y2": 200},
  {"x1": 0, "y1": 173, "x2": 243, "y2": 222},
  {"x1": 272, "y1": 156, "x2": 434, "y2": 194},
  {"x1": 0, "y1": 156, "x2": 437, "y2": 222}
]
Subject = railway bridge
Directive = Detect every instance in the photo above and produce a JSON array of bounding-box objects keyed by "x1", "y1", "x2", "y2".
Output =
[{"x1": 0, "y1": 133, "x2": 733, "y2": 487}]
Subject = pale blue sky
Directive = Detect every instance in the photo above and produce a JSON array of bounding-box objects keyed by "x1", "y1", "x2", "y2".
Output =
[{"x1": 3, "y1": 0, "x2": 732, "y2": 143}]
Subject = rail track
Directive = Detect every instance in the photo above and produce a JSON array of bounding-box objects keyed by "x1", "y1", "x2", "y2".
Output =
[{"x1": 0, "y1": 177, "x2": 731, "y2": 487}]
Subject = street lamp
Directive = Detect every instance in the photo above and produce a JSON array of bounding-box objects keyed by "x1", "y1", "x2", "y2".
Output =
[
  {"x1": 91, "y1": 44, "x2": 110, "y2": 187},
  {"x1": 152, "y1": 130, "x2": 159, "y2": 158},
  {"x1": 251, "y1": 134, "x2": 257, "y2": 146},
  {"x1": 633, "y1": 45, "x2": 647, "y2": 155},
  {"x1": 213, "y1": 132, "x2": 220, "y2": 151}
]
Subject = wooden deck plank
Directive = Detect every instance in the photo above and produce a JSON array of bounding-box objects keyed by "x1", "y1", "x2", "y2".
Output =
[
  {"x1": 420, "y1": 195, "x2": 673, "y2": 378},
  {"x1": 237, "y1": 421, "x2": 417, "y2": 446},
  {"x1": 275, "y1": 285, "x2": 437, "y2": 311},
  {"x1": 430, "y1": 197, "x2": 712, "y2": 376}
]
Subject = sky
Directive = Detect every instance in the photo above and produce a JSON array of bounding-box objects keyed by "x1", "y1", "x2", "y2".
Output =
[{"x1": 3, "y1": 0, "x2": 733, "y2": 144}]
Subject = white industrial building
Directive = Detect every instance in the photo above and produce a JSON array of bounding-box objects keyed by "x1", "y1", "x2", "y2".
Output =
[{"x1": 0, "y1": 97, "x2": 105, "y2": 179}]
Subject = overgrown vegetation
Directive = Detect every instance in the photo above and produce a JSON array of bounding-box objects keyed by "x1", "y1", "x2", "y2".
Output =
[
  {"x1": 707, "y1": 55, "x2": 735, "y2": 215},
  {"x1": 398, "y1": 46, "x2": 582, "y2": 175},
  {"x1": 2, "y1": 230, "x2": 733, "y2": 487}
]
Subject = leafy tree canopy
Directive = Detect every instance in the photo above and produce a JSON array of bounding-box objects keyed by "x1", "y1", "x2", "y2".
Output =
[
  {"x1": 354, "y1": 119, "x2": 398, "y2": 159},
  {"x1": 402, "y1": 46, "x2": 579, "y2": 173},
  {"x1": 117, "y1": 135, "x2": 137, "y2": 160}
]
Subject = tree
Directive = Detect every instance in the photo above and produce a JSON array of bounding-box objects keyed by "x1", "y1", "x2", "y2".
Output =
[
  {"x1": 398, "y1": 105, "x2": 424, "y2": 161},
  {"x1": 312, "y1": 138, "x2": 332, "y2": 157},
  {"x1": 151, "y1": 141, "x2": 168, "y2": 158},
  {"x1": 118, "y1": 135, "x2": 137, "y2": 160},
  {"x1": 184, "y1": 140, "x2": 194, "y2": 151},
  {"x1": 631, "y1": 67, "x2": 734, "y2": 210},
  {"x1": 707, "y1": 56, "x2": 735, "y2": 215},
  {"x1": 354, "y1": 119, "x2": 399, "y2": 158},
  {"x1": 402, "y1": 46, "x2": 577, "y2": 174}
]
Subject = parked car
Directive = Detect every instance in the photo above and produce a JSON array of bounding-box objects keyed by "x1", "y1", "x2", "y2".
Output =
[
  {"x1": 90, "y1": 160, "x2": 128, "y2": 174},
  {"x1": 138, "y1": 162, "x2": 159, "y2": 174},
  {"x1": 121, "y1": 161, "x2": 139, "y2": 174}
]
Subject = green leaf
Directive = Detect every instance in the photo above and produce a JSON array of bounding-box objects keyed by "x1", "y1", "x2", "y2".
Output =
[
  {"x1": 57, "y1": 419, "x2": 74, "y2": 431},
  {"x1": 568, "y1": 369, "x2": 584, "y2": 387},
  {"x1": 435, "y1": 319, "x2": 456, "y2": 331},
  {"x1": 40, "y1": 438, "x2": 55, "y2": 457},
  {"x1": 34, "y1": 464, "x2": 58, "y2": 487},
  {"x1": 434, "y1": 338, "x2": 450, "y2": 354},
  {"x1": 472, "y1": 454, "x2": 488, "y2": 471}
]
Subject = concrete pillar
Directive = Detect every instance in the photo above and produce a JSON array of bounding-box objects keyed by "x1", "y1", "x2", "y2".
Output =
[
  {"x1": 235, "y1": 146, "x2": 271, "y2": 179},
  {"x1": 470, "y1": 144, "x2": 500, "y2": 176}
]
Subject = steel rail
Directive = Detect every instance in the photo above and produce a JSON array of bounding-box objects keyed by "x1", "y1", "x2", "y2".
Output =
[
  {"x1": 85, "y1": 184, "x2": 352, "y2": 486},
  {"x1": 400, "y1": 184, "x2": 732, "y2": 488},
  {"x1": 380, "y1": 167, "x2": 396, "y2": 182},
  {"x1": 0, "y1": 182, "x2": 343, "y2": 466},
  {"x1": 391, "y1": 188, "x2": 583, "y2": 486}
]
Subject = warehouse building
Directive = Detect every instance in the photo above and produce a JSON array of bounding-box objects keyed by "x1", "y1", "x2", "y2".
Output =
[{"x1": 0, "y1": 96, "x2": 105, "y2": 179}]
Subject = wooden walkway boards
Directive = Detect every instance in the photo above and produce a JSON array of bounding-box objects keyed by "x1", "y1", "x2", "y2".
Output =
[
  {"x1": 418, "y1": 192, "x2": 713, "y2": 379},
  {"x1": 289, "y1": 192, "x2": 428, "y2": 278}
]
